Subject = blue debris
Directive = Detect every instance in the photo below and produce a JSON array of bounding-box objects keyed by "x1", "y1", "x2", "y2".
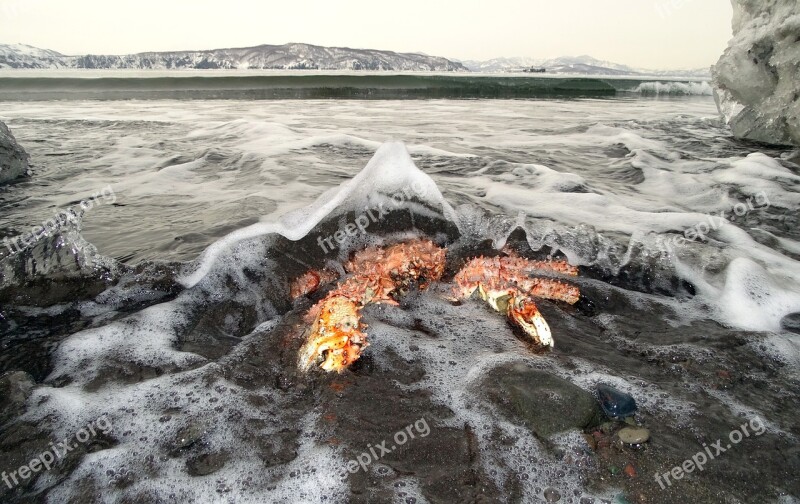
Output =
[{"x1": 596, "y1": 383, "x2": 637, "y2": 419}]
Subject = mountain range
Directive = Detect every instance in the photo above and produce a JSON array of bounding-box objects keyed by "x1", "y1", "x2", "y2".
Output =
[
  {"x1": 0, "y1": 43, "x2": 466, "y2": 72},
  {"x1": 458, "y1": 55, "x2": 711, "y2": 77},
  {"x1": 0, "y1": 43, "x2": 710, "y2": 77}
]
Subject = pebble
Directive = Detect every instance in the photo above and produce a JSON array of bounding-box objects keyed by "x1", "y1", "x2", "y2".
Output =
[{"x1": 618, "y1": 426, "x2": 650, "y2": 445}]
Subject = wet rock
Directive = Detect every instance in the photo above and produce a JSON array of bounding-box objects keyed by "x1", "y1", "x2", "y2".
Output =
[
  {"x1": 618, "y1": 427, "x2": 650, "y2": 445},
  {"x1": 481, "y1": 363, "x2": 601, "y2": 437},
  {"x1": 0, "y1": 121, "x2": 30, "y2": 185},
  {"x1": 595, "y1": 384, "x2": 637, "y2": 419},
  {"x1": 172, "y1": 422, "x2": 207, "y2": 452},
  {"x1": 0, "y1": 371, "x2": 34, "y2": 424},
  {"x1": 186, "y1": 451, "x2": 228, "y2": 476},
  {"x1": 178, "y1": 301, "x2": 258, "y2": 359}
]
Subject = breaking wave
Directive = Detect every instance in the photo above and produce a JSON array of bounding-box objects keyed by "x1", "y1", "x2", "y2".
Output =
[{"x1": 631, "y1": 81, "x2": 713, "y2": 96}]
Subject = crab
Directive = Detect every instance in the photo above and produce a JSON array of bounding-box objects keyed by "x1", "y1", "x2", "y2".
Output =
[{"x1": 292, "y1": 239, "x2": 580, "y2": 372}]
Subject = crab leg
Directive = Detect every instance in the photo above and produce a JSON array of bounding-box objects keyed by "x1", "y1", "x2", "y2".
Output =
[
  {"x1": 296, "y1": 239, "x2": 446, "y2": 372},
  {"x1": 298, "y1": 295, "x2": 367, "y2": 372},
  {"x1": 506, "y1": 296, "x2": 553, "y2": 348},
  {"x1": 519, "y1": 278, "x2": 581, "y2": 305}
]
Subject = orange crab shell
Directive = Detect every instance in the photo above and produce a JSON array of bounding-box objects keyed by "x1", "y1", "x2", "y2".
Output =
[
  {"x1": 298, "y1": 295, "x2": 368, "y2": 372},
  {"x1": 453, "y1": 255, "x2": 580, "y2": 305},
  {"x1": 345, "y1": 239, "x2": 446, "y2": 286},
  {"x1": 297, "y1": 239, "x2": 446, "y2": 372}
]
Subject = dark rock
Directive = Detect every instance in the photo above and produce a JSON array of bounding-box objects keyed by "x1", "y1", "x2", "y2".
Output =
[
  {"x1": 186, "y1": 451, "x2": 228, "y2": 476},
  {"x1": 480, "y1": 363, "x2": 602, "y2": 437},
  {"x1": 0, "y1": 371, "x2": 34, "y2": 424},
  {"x1": 0, "y1": 121, "x2": 30, "y2": 185},
  {"x1": 171, "y1": 422, "x2": 207, "y2": 452},
  {"x1": 595, "y1": 384, "x2": 637, "y2": 419}
]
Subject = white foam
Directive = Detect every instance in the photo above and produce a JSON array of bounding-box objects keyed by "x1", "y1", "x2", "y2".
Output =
[
  {"x1": 46, "y1": 297, "x2": 204, "y2": 384},
  {"x1": 712, "y1": 257, "x2": 800, "y2": 332},
  {"x1": 29, "y1": 358, "x2": 349, "y2": 503}
]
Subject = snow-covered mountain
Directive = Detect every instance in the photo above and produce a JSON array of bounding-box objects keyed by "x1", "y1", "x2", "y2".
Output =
[
  {"x1": 462, "y1": 56, "x2": 546, "y2": 73},
  {"x1": 0, "y1": 43, "x2": 467, "y2": 71},
  {"x1": 0, "y1": 43, "x2": 69, "y2": 69},
  {"x1": 461, "y1": 55, "x2": 711, "y2": 78}
]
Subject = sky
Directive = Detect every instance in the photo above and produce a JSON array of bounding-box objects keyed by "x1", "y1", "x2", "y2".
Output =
[{"x1": 0, "y1": 0, "x2": 734, "y2": 69}]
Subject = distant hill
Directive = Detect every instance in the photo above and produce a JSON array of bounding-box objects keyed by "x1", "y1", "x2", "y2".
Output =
[
  {"x1": 0, "y1": 43, "x2": 467, "y2": 72},
  {"x1": 460, "y1": 55, "x2": 711, "y2": 78},
  {"x1": 0, "y1": 43, "x2": 68, "y2": 69}
]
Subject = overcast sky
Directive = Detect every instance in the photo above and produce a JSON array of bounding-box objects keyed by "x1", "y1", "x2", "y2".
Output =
[{"x1": 0, "y1": 0, "x2": 733, "y2": 69}]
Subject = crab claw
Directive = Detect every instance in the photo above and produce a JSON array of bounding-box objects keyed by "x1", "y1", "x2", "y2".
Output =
[
  {"x1": 506, "y1": 296, "x2": 553, "y2": 349},
  {"x1": 298, "y1": 296, "x2": 367, "y2": 372}
]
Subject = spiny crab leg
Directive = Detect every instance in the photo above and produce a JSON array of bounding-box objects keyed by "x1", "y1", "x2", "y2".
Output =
[
  {"x1": 469, "y1": 286, "x2": 554, "y2": 348},
  {"x1": 298, "y1": 295, "x2": 367, "y2": 372},
  {"x1": 454, "y1": 255, "x2": 581, "y2": 349},
  {"x1": 507, "y1": 295, "x2": 553, "y2": 348}
]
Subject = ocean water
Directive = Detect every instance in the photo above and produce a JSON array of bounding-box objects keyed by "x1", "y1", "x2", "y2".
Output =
[{"x1": 0, "y1": 76, "x2": 799, "y2": 504}]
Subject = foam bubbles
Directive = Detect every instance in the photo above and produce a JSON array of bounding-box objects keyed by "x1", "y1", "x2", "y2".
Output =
[{"x1": 714, "y1": 257, "x2": 800, "y2": 332}]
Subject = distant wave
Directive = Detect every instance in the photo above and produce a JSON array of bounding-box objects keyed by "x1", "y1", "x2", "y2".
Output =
[
  {"x1": 630, "y1": 81, "x2": 713, "y2": 96},
  {"x1": 0, "y1": 74, "x2": 717, "y2": 101}
]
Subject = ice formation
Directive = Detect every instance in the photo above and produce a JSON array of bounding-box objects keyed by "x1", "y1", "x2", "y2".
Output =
[
  {"x1": 712, "y1": 0, "x2": 800, "y2": 146},
  {"x1": 0, "y1": 121, "x2": 30, "y2": 184}
]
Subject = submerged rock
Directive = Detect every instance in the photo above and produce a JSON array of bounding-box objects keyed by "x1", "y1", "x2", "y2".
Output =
[
  {"x1": 595, "y1": 384, "x2": 637, "y2": 419},
  {"x1": 712, "y1": 0, "x2": 800, "y2": 146},
  {"x1": 0, "y1": 121, "x2": 30, "y2": 184},
  {"x1": 481, "y1": 363, "x2": 601, "y2": 437},
  {"x1": 186, "y1": 451, "x2": 228, "y2": 476}
]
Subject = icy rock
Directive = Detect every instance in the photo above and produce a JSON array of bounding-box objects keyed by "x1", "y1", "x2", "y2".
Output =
[
  {"x1": 0, "y1": 121, "x2": 31, "y2": 184},
  {"x1": 712, "y1": 0, "x2": 800, "y2": 146}
]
